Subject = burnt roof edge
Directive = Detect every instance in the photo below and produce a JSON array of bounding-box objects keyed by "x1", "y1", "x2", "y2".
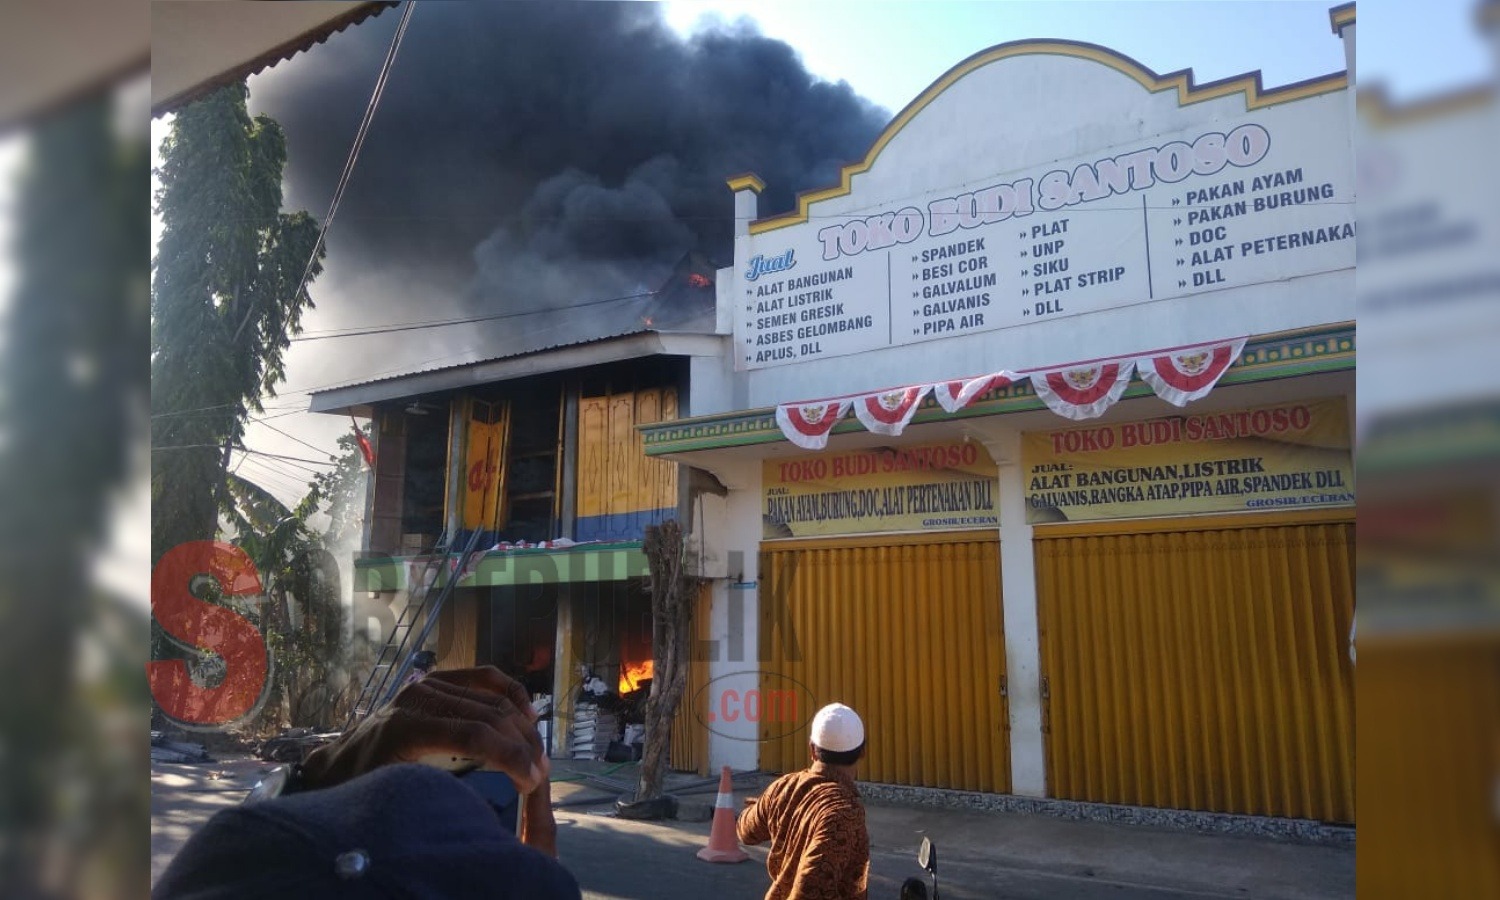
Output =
[{"x1": 308, "y1": 331, "x2": 725, "y2": 416}]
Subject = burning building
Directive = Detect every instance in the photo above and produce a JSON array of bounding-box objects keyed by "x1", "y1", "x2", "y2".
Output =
[
  {"x1": 311, "y1": 3, "x2": 1357, "y2": 831},
  {"x1": 316, "y1": 255, "x2": 719, "y2": 766},
  {"x1": 635, "y1": 10, "x2": 1358, "y2": 828},
  {"x1": 293, "y1": 3, "x2": 886, "y2": 772}
]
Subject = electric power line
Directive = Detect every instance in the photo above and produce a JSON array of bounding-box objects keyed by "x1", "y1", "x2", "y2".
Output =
[
  {"x1": 151, "y1": 399, "x2": 310, "y2": 420},
  {"x1": 236, "y1": 456, "x2": 313, "y2": 499},
  {"x1": 288, "y1": 288, "x2": 656, "y2": 343},
  {"x1": 152, "y1": 345, "x2": 488, "y2": 421},
  {"x1": 236, "y1": 451, "x2": 309, "y2": 484},
  {"x1": 240, "y1": 447, "x2": 338, "y2": 468},
  {"x1": 240, "y1": 456, "x2": 325, "y2": 478},
  {"x1": 155, "y1": 284, "x2": 661, "y2": 423},
  {"x1": 235, "y1": 0, "x2": 418, "y2": 347},
  {"x1": 254, "y1": 419, "x2": 339, "y2": 459}
]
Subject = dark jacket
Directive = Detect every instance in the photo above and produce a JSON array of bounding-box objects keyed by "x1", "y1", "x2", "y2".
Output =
[{"x1": 154, "y1": 764, "x2": 580, "y2": 899}]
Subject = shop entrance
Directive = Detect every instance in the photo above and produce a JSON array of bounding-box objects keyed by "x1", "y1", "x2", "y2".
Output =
[
  {"x1": 551, "y1": 579, "x2": 706, "y2": 771},
  {"x1": 759, "y1": 532, "x2": 1009, "y2": 793},
  {"x1": 476, "y1": 586, "x2": 559, "y2": 698},
  {"x1": 1035, "y1": 510, "x2": 1355, "y2": 823}
]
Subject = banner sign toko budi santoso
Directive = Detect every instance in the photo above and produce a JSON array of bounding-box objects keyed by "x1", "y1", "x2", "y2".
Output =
[{"x1": 732, "y1": 48, "x2": 1353, "y2": 371}]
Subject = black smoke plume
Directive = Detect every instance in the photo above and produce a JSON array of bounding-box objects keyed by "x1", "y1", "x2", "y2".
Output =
[{"x1": 249, "y1": 2, "x2": 888, "y2": 329}]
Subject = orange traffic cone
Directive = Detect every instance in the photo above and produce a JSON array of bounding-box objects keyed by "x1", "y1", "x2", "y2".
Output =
[{"x1": 696, "y1": 765, "x2": 749, "y2": 863}]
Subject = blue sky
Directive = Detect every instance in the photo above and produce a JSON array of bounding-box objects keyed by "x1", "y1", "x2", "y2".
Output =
[{"x1": 661, "y1": 0, "x2": 1492, "y2": 112}]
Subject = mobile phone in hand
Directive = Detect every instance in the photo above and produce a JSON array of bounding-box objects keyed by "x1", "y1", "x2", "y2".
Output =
[
  {"x1": 417, "y1": 754, "x2": 523, "y2": 834},
  {"x1": 460, "y1": 769, "x2": 522, "y2": 835}
]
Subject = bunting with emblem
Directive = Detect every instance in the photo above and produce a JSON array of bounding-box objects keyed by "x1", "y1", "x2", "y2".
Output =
[
  {"x1": 775, "y1": 399, "x2": 853, "y2": 450},
  {"x1": 1029, "y1": 359, "x2": 1136, "y2": 421},
  {"x1": 1136, "y1": 338, "x2": 1247, "y2": 407},
  {"x1": 770, "y1": 336, "x2": 1253, "y2": 446},
  {"x1": 852, "y1": 385, "x2": 931, "y2": 436},
  {"x1": 933, "y1": 371, "x2": 1021, "y2": 413}
]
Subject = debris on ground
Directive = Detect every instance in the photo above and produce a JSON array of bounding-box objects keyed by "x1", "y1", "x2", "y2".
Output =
[
  {"x1": 256, "y1": 727, "x2": 341, "y2": 763},
  {"x1": 615, "y1": 793, "x2": 678, "y2": 820},
  {"x1": 150, "y1": 731, "x2": 211, "y2": 764}
]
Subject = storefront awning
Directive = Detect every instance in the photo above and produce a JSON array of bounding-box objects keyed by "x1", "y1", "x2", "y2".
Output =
[
  {"x1": 640, "y1": 322, "x2": 1354, "y2": 457},
  {"x1": 354, "y1": 541, "x2": 649, "y2": 592}
]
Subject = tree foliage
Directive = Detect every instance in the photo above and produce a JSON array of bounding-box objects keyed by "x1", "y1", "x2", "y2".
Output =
[
  {"x1": 303, "y1": 427, "x2": 371, "y2": 549},
  {"x1": 150, "y1": 81, "x2": 324, "y2": 564},
  {"x1": 224, "y1": 427, "x2": 372, "y2": 732}
]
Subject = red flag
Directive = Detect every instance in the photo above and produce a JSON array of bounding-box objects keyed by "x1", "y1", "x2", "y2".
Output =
[{"x1": 351, "y1": 416, "x2": 375, "y2": 468}]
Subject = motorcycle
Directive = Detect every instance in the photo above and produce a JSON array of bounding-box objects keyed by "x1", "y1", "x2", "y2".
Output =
[{"x1": 899, "y1": 836, "x2": 940, "y2": 899}]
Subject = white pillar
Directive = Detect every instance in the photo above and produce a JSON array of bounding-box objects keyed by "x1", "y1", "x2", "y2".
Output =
[
  {"x1": 1336, "y1": 16, "x2": 1354, "y2": 84},
  {"x1": 1334, "y1": 7, "x2": 1355, "y2": 136},
  {"x1": 725, "y1": 174, "x2": 763, "y2": 399},
  {"x1": 985, "y1": 427, "x2": 1048, "y2": 797},
  {"x1": 697, "y1": 458, "x2": 762, "y2": 772},
  {"x1": 726, "y1": 173, "x2": 764, "y2": 239}
]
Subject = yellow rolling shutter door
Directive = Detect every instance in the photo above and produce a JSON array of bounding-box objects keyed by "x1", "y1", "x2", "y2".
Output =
[
  {"x1": 1357, "y1": 632, "x2": 1500, "y2": 896},
  {"x1": 1035, "y1": 511, "x2": 1355, "y2": 823},
  {"x1": 760, "y1": 532, "x2": 1009, "y2": 793},
  {"x1": 669, "y1": 582, "x2": 712, "y2": 776}
]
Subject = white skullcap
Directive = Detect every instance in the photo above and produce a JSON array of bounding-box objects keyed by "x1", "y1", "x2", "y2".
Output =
[{"x1": 809, "y1": 702, "x2": 864, "y2": 753}]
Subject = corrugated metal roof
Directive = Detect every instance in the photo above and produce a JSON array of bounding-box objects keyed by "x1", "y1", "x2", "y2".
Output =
[
  {"x1": 309, "y1": 281, "x2": 720, "y2": 399},
  {"x1": 152, "y1": 2, "x2": 395, "y2": 116},
  {"x1": 327, "y1": 324, "x2": 647, "y2": 391}
]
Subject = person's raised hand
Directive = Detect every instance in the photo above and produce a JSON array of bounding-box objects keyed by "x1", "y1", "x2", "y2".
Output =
[
  {"x1": 301, "y1": 666, "x2": 550, "y2": 795},
  {"x1": 520, "y1": 771, "x2": 559, "y2": 857}
]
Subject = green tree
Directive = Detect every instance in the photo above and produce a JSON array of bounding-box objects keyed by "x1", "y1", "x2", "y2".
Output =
[
  {"x1": 225, "y1": 473, "x2": 355, "y2": 731},
  {"x1": 305, "y1": 425, "x2": 372, "y2": 549},
  {"x1": 224, "y1": 428, "x2": 371, "y2": 731},
  {"x1": 150, "y1": 81, "x2": 324, "y2": 565}
]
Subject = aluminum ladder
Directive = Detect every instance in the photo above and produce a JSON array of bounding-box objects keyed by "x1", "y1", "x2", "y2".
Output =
[{"x1": 343, "y1": 527, "x2": 488, "y2": 729}]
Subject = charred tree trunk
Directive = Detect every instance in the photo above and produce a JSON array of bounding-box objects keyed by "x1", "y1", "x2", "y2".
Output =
[{"x1": 635, "y1": 519, "x2": 701, "y2": 805}]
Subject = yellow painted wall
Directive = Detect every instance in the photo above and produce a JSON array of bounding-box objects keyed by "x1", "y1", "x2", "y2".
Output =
[{"x1": 577, "y1": 388, "x2": 679, "y2": 540}]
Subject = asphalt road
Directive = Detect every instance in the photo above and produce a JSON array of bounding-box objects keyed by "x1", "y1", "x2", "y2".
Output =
[
  {"x1": 557, "y1": 804, "x2": 1349, "y2": 900},
  {"x1": 153, "y1": 758, "x2": 1353, "y2": 899}
]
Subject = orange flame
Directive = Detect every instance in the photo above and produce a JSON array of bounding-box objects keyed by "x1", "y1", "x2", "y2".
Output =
[{"x1": 619, "y1": 658, "x2": 654, "y2": 693}]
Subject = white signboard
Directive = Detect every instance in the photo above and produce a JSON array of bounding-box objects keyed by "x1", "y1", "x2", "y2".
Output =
[{"x1": 735, "y1": 106, "x2": 1353, "y2": 369}]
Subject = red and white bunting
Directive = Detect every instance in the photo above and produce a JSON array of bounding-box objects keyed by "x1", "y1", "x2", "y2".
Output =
[
  {"x1": 932, "y1": 371, "x2": 1021, "y2": 414},
  {"x1": 775, "y1": 399, "x2": 852, "y2": 450},
  {"x1": 772, "y1": 338, "x2": 1253, "y2": 448},
  {"x1": 853, "y1": 385, "x2": 931, "y2": 436},
  {"x1": 1030, "y1": 359, "x2": 1136, "y2": 421},
  {"x1": 1136, "y1": 338, "x2": 1246, "y2": 407}
]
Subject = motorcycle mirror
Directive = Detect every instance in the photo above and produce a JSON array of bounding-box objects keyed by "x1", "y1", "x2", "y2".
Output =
[{"x1": 918, "y1": 836, "x2": 937, "y2": 874}]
